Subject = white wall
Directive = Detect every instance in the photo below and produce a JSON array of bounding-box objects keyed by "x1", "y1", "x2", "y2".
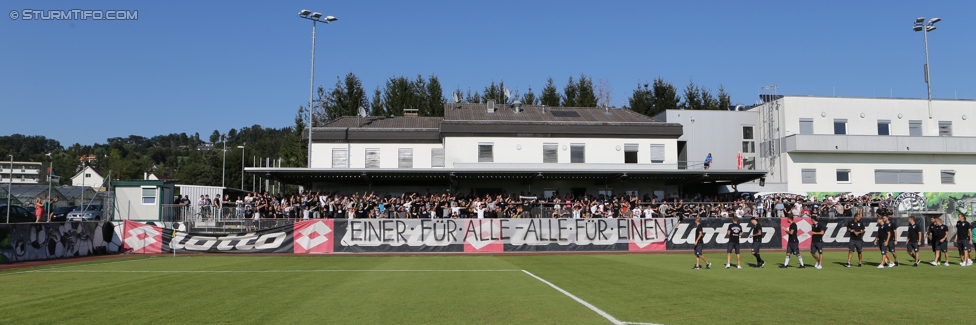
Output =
[
  {"x1": 311, "y1": 143, "x2": 444, "y2": 169},
  {"x1": 114, "y1": 186, "x2": 158, "y2": 221},
  {"x1": 662, "y1": 110, "x2": 759, "y2": 170},
  {"x1": 786, "y1": 153, "x2": 976, "y2": 193},
  {"x1": 781, "y1": 97, "x2": 976, "y2": 137}
]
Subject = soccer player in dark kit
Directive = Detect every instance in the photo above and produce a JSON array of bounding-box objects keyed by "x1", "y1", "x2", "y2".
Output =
[
  {"x1": 781, "y1": 216, "x2": 805, "y2": 268},
  {"x1": 726, "y1": 216, "x2": 743, "y2": 269},
  {"x1": 906, "y1": 216, "x2": 922, "y2": 267},
  {"x1": 873, "y1": 217, "x2": 893, "y2": 268},
  {"x1": 693, "y1": 217, "x2": 711, "y2": 270},
  {"x1": 952, "y1": 213, "x2": 972, "y2": 266},
  {"x1": 845, "y1": 213, "x2": 866, "y2": 268},
  {"x1": 808, "y1": 216, "x2": 825, "y2": 269},
  {"x1": 749, "y1": 217, "x2": 765, "y2": 268},
  {"x1": 928, "y1": 216, "x2": 950, "y2": 266},
  {"x1": 883, "y1": 215, "x2": 900, "y2": 266}
]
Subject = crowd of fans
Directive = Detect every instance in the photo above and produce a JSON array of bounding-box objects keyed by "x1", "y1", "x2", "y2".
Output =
[{"x1": 175, "y1": 190, "x2": 902, "y2": 221}]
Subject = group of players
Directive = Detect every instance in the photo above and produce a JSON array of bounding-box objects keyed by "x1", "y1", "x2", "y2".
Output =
[{"x1": 691, "y1": 212, "x2": 974, "y2": 269}]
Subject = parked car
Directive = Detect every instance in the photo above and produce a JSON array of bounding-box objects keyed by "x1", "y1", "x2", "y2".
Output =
[
  {"x1": 0, "y1": 205, "x2": 35, "y2": 223},
  {"x1": 66, "y1": 204, "x2": 104, "y2": 221},
  {"x1": 24, "y1": 205, "x2": 36, "y2": 218},
  {"x1": 50, "y1": 205, "x2": 78, "y2": 222}
]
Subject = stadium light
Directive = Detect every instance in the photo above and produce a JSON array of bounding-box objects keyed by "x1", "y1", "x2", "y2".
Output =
[
  {"x1": 912, "y1": 16, "x2": 941, "y2": 119},
  {"x1": 298, "y1": 9, "x2": 338, "y2": 168}
]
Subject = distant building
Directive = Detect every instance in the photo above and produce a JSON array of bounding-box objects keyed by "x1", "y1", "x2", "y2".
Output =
[
  {"x1": 71, "y1": 166, "x2": 106, "y2": 190},
  {"x1": 196, "y1": 142, "x2": 215, "y2": 151},
  {"x1": 0, "y1": 161, "x2": 43, "y2": 184}
]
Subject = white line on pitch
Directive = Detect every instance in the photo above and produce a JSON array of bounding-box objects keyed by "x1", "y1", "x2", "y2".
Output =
[
  {"x1": 31, "y1": 269, "x2": 522, "y2": 274},
  {"x1": 521, "y1": 270, "x2": 661, "y2": 325},
  {"x1": 0, "y1": 257, "x2": 153, "y2": 277}
]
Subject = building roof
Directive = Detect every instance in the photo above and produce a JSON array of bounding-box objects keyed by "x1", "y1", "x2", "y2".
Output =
[
  {"x1": 71, "y1": 166, "x2": 105, "y2": 180},
  {"x1": 443, "y1": 103, "x2": 663, "y2": 123},
  {"x1": 309, "y1": 104, "x2": 683, "y2": 142},
  {"x1": 0, "y1": 184, "x2": 68, "y2": 202},
  {"x1": 55, "y1": 186, "x2": 97, "y2": 200}
]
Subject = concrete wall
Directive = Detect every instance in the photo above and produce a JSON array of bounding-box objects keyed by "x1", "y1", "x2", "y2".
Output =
[{"x1": 660, "y1": 110, "x2": 759, "y2": 170}]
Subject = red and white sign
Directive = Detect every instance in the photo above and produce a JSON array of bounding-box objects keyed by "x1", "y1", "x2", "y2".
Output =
[
  {"x1": 123, "y1": 220, "x2": 162, "y2": 254},
  {"x1": 293, "y1": 220, "x2": 334, "y2": 253},
  {"x1": 628, "y1": 218, "x2": 668, "y2": 251},
  {"x1": 463, "y1": 219, "x2": 503, "y2": 252},
  {"x1": 781, "y1": 217, "x2": 813, "y2": 249}
]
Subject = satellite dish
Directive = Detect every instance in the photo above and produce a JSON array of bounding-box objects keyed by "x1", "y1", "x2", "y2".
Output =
[
  {"x1": 358, "y1": 106, "x2": 367, "y2": 118},
  {"x1": 451, "y1": 92, "x2": 460, "y2": 103},
  {"x1": 503, "y1": 87, "x2": 511, "y2": 102}
]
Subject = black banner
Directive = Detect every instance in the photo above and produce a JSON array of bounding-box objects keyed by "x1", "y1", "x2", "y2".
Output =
[
  {"x1": 162, "y1": 224, "x2": 294, "y2": 253},
  {"x1": 0, "y1": 221, "x2": 119, "y2": 263},
  {"x1": 667, "y1": 218, "x2": 782, "y2": 251},
  {"x1": 813, "y1": 217, "x2": 926, "y2": 249}
]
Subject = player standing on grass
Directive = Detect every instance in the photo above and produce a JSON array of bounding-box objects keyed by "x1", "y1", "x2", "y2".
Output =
[
  {"x1": 952, "y1": 213, "x2": 973, "y2": 266},
  {"x1": 808, "y1": 216, "x2": 825, "y2": 269},
  {"x1": 726, "y1": 216, "x2": 742, "y2": 269},
  {"x1": 883, "y1": 215, "x2": 900, "y2": 266},
  {"x1": 781, "y1": 216, "x2": 805, "y2": 268},
  {"x1": 750, "y1": 217, "x2": 765, "y2": 268},
  {"x1": 693, "y1": 217, "x2": 711, "y2": 270},
  {"x1": 845, "y1": 213, "x2": 865, "y2": 268},
  {"x1": 928, "y1": 216, "x2": 950, "y2": 266},
  {"x1": 906, "y1": 216, "x2": 922, "y2": 267},
  {"x1": 873, "y1": 217, "x2": 893, "y2": 268}
]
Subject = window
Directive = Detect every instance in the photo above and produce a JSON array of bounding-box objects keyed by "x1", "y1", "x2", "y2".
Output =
[
  {"x1": 742, "y1": 141, "x2": 755, "y2": 153},
  {"x1": 836, "y1": 169, "x2": 851, "y2": 183},
  {"x1": 570, "y1": 144, "x2": 585, "y2": 163},
  {"x1": 649, "y1": 144, "x2": 665, "y2": 164},
  {"x1": 331, "y1": 149, "x2": 348, "y2": 168},
  {"x1": 877, "y1": 120, "x2": 890, "y2": 135},
  {"x1": 478, "y1": 143, "x2": 493, "y2": 163},
  {"x1": 799, "y1": 118, "x2": 813, "y2": 135},
  {"x1": 141, "y1": 187, "x2": 157, "y2": 205},
  {"x1": 801, "y1": 169, "x2": 817, "y2": 184},
  {"x1": 743, "y1": 157, "x2": 755, "y2": 170},
  {"x1": 85, "y1": 173, "x2": 91, "y2": 178},
  {"x1": 833, "y1": 119, "x2": 847, "y2": 135},
  {"x1": 941, "y1": 170, "x2": 955, "y2": 184},
  {"x1": 624, "y1": 144, "x2": 638, "y2": 164},
  {"x1": 742, "y1": 126, "x2": 754, "y2": 139},
  {"x1": 364, "y1": 149, "x2": 380, "y2": 168},
  {"x1": 430, "y1": 148, "x2": 445, "y2": 168},
  {"x1": 397, "y1": 148, "x2": 413, "y2": 168},
  {"x1": 874, "y1": 169, "x2": 923, "y2": 184},
  {"x1": 909, "y1": 120, "x2": 922, "y2": 136},
  {"x1": 543, "y1": 143, "x2": 558, "y2": 163},
  {"x1": 939, "y1": 121, "x2": 952, "y2": 136}
]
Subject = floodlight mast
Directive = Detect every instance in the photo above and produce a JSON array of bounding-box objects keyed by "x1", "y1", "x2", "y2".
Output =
[
  {"x1": 298, "y1": 9, "x2": 338, "y2": 168},
  {"x1": 913, "y1": 17, "x2": 940, "y2": 119}
]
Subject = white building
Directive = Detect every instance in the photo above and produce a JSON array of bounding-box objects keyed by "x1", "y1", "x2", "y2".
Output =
[
  {"x1": 658, "y1": 95, "x2": 976, "y2": 212},
  {"x1": 0, "y1": 161, "x2": 43, "y2": 184},
  {"x1": 252, "y1": 103, "x2": 765, "y2": 198},
  {"x1": 71, "y1": 166, "x2": 106, "y2": 190}
]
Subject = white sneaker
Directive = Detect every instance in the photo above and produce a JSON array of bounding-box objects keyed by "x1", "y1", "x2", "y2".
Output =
[
  {"x1": 944, "y1": 262, "x2": 951, "y2": 266},
  {"x1": 877, "y1": 264, "x2": 885, "y2": 269},
  {"x1": 961, "y1": 262, "x2": 966, "y2": 267},
  {"x1": 737, "y1": 265, "x2": 742, "y2": 269},
  {"x1": 725, "y1": 264, "x2": 730, "y2": 269},
  {"x1": 887, "y1": 263, "x2": 894, "y2": 268},
  {"x1": 815, "y1": 264, "x2": 822, "y2": 269},
  {"x1": 968, "y1": 260, "x2": 973, "y2": 266},
  {"x1": 930, "y1": 261, "x2": 939, "y2": 266}
]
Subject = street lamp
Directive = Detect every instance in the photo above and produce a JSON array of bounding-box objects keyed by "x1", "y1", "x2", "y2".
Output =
[
  {"x1": 221, "y1": 134, "x2": 227, "y2": 188},
  {"x1": 238, "y1": 144, "x2": 245, "y2": 190},
  {"x1": 913, "y1": 17, "x2": 941, "y2": 119},
  {"x1": 298, "y1": 9, "x2": 338, "y2": 168},
  {"x1": 6, "y1": 154, "x2": 12, "y2": 223},
  {"x1": 46, "y1": 153, "x2": 52, "y2": 219}
]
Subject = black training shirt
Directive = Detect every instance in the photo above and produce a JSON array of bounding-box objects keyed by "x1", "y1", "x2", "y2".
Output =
[
  {"x1": 907, "y1": 223, "x2": 921, "y2": 242},
  {"x1": 848, "y1": 221, "x2": 865, "y2": 240},
  {"x1": 956, "y1": 221, "x2": 972, "y2": 241},
  {"x1": 788, "y1": 223, "x2": 799, "y2": 243},
  {"x1": 695, "y1": 224, "x2": 704, "y2": 245},
  {"x1": 728, "y1": 223, "x2": 742, "y2": 244},
  {"x1": 811, "y1": 221, "x2": 823, "y2": 243}
]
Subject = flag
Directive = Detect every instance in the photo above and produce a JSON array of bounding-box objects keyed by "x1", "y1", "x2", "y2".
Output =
[{"x1": 736, "y1": 152, "x2": 743, "y2": 170}]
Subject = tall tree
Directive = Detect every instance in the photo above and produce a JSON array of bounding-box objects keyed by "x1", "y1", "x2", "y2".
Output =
[
  {"x1": 681, "y1": 80, "x2": 703, "y2": 110},
  {"x1": 627, "y1": 82, "x2": 654, "y2": 116},
  {"x1": 651, "y1": 78, "x2": 681, "y2": 112},
  {"x1": 701, "y1": 87, "x2": 720, "y2": 110},
  {"x1": 540, "y1": 77, "x2": 560, "y2": 106},
  {"x1": 382, "y1": 76, "x2": 413, "y2": 116},
  {"x1": 370, "y1": 87, "x2": 385, "y2": 116},
  {"x1": 717, "y1": 84, "x2": 732, "y2": 110},
  {"x1": 423, "y1": 75, "x2": 444, "y2": 116},
  {"x1": 482, "y1": 80, "x2": 502, "y2": 104},
  {"x1": 575, "y1": 74, "x2": 597, "y2": 107},
  {"x1": 595, "y1": 77, "x2": 612, "y2": 108},
  {"x1": 562, "y1": 76, "x2": 579, "y2": 107},
  {"x1": 520, "y1": 86, "x2": 538, "y2": 105},
  {"x1": 323, "y1": 72, "x2": 369, "y2": 120}
]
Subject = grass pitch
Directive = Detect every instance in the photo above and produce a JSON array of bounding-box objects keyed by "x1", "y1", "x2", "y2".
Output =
[{"x1": 1, "y1": 251, "x2": 973, "y2": 324}]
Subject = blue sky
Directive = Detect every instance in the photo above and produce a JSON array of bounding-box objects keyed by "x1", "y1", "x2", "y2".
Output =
[{"x1": 2, "y1": 1, "x2": 974, "y2": 146}]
